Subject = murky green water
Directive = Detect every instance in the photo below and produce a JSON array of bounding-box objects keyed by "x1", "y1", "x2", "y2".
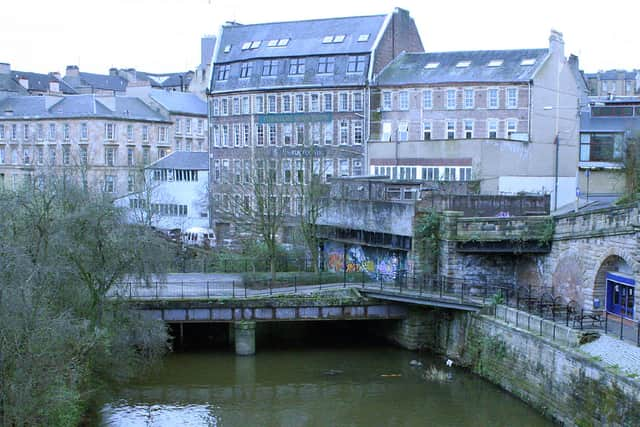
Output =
[{"x1": 100, "y1": 346, "x2": 552, "y2": 426}]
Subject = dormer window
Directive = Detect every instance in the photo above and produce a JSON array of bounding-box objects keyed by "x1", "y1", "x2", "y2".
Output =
[
  {"x1": 223, "y1": 45, "x2": 231, "y2": 53},
  {"x1": 250, "y1": 41, "x2": 261, "y2": 49},
  {"x1": 357, "y1": 34, "x2": 370, "y2": 42},
  {"x1": 322, "y1": 36, "x2": 333, "y2": 44},
  {"x1": 241, "y1": 42, "x2": 252, "y2": 50},
  {"x1": 277, "y1": 38, "x2": 289, "y2": 46},
  {"x1": 456, "y1": 61, "x2": 471, "y2": 68},
  {"x1": 267, "y1": 40, "x2": 278, "y2": 47},
  {"x1": 521, "y1": 58, "x2": 536, "y2": 66},
  {"x1": 488, "y1": 60, "x2": 503, "y2": 67},
  {"x1": 424, "y1": 62, "x2": 439, "y2": 69}
]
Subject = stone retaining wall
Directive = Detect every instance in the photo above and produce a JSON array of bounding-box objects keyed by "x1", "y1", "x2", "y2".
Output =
[{"x1": 441, "y1": 311, "x2": 640, "y2": 426}]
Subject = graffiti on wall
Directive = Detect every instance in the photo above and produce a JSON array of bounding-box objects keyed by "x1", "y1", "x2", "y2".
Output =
[{"x1": 324, "y1": 242, "x2": 404, "y2": 279}]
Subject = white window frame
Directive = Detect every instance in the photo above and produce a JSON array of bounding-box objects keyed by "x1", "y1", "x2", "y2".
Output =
[
  {"x1": 506, "y1": 87, "x2": 518, "y2": 108},
  {"x1": 423, "y1": 89, "x2": 433, "y2": 109},
  {"x1": 282, "y1": 94, "x2": 292, "y2": 113},
  {"x1": 446, "y1": 89, "x2": 456, "y2": 109},
  {"x1": 446, "y1": 120, "x2": 456, "y2": 140},
  {"x1": 398, "y1": 121, "x2": 409, "y2": 141},
  {"x1": 324, "y1": 121, "x2": 333, "y2": 145},
  {"x1": 338, "y1": 92, "x2": 349, "y2": 112},
  {"x1": 381, "y1": 121, "x2": 392, "y2": 142},
  {"x1": 488, "y1": 119, "x2": 498, "y2": 139},
  {"x1": 487, "y1": 88, "x2": 499, "y2": 109},
  {"x1": 382, "y1": 91, "x2": 392, "y2": 111},
  {"x1": 352, "y1": 92, "x2": 363, "y2": 111},
  {"x1": 353, "y1": 120, "x2": 363, "y2": 145},
  {"x1": 295, "y1": 93, "x2": 304, "y2": 112},
  {"x1": 463, "y1": 119, "x2": 473, "y2": 139},
  {"x1": 268, "y1": 95, "x2": 277, "y2": 113},
  {"x1": 507, "y1": 119, "x2": 518, "y2": 139},
  {"x1": 463, "y1": 88, "x2": 474, "y2": 109},
  {"x1": 423, "y1": 121, "x2": 432, "y2": 141},
  {"x1": 399, "y1": 90, "x2": 409, "y2": 111},
  {"x1": 254, "y1": 95, "x2": 264, "y2": 113}
]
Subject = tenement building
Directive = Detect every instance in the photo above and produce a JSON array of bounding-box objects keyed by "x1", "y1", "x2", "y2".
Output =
[
  {"x1": 369, "y1": 30, "x2": 580, "y2": 210},
  {"x1": 0, "y1": 94, "x2": 171, "y2": 195},
  {"x1": 208, "y1": 8, "x2": 424, "y2": 240}
]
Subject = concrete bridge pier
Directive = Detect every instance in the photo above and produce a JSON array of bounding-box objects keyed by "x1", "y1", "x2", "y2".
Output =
[{"x1": 234, "y1": 321, "x2": 256, "y2": 356}]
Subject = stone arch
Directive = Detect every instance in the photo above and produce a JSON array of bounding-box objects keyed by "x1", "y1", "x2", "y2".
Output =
[
  {"x1": 551, "y1": 248, "x2": 586, "y2": 306},
  {"x1": 592, "y1": 249, "x2": 635, "y2": 315}
]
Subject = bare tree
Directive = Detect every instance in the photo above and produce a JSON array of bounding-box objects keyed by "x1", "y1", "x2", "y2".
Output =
[
  {"x1": 296, "y1": 154, "x2": 329, "y2": 272},
  {"x1": 215, "y1": 154, "x2": 289, "y2": 280}
]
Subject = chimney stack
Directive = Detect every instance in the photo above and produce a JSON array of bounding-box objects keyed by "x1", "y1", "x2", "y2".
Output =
[
  {"x1": 65, "y1": 65, "x2": 79, "y2": 78},
  {"x1": 109, "y1": 67, "x2": 118, "y2": 76},
  {"x1": 0, "y1": 63, "x2": 10, "y2": 75},
  {"x1": 549, "y1": 29, "x2": 565, "y2": 58},
  {"x1": 49, "y1": 80, "x2": 60, "y2": 93}
]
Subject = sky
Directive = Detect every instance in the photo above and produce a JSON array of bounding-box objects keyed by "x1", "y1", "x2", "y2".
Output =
[{"x1": 2, "y1": 0, "x2": 638, "y2": 76}]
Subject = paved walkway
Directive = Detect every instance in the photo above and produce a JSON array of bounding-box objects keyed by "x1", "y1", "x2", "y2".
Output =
[{"x1": 580, "y1": 334, "x2": 640, "y2": 377}]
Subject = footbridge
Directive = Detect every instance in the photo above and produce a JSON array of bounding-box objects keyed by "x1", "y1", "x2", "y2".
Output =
[{"x1": 118, "y1": 273, "x2": 499, "y2": 355}]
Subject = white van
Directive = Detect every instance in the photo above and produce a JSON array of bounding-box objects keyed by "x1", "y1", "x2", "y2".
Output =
[{"x1": 182, "y1": 227, "x2": 216, "y2": 248}]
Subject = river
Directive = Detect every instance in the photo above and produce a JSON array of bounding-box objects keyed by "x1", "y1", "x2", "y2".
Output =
[{"x1": 100, "y1": 341, "x2": 552, "y2": 426}]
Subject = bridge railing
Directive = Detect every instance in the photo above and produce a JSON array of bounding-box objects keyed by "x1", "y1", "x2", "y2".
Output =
[
  {"x1": 114, "y1": 271, "x2": 514, "y2": 306},
  {"x1": 364, "y1": 271, "x2": 514, "y2": 306}
]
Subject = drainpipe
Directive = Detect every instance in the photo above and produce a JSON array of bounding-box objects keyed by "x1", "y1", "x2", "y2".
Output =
[{"x1": 206, "y1": 88, "x2": 213, "y2": 229}]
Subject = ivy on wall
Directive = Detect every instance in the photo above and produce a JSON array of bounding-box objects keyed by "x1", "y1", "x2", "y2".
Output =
[{"x1": 415, "y1": 210, "x2": 441, "y2": 274}]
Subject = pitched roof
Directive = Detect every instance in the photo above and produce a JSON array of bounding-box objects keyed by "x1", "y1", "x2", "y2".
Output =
[
  {"x1": 131, "y1": 70, "x2": 193, "y2": 89},
  {"x1": 0, "y1": 74, "x2": 28, "y2": 94},
  {"x1": 374, "y1": 49, "x2": 549, "y2": 86},
  {"x1": 584, "y1": 70, "x2": 639, "y2": 81},
  {"x1": 148, "y1": 89, "x2": 207, "y2": 115},
  {"x1": 64, "y1": 72, "x2": 128, "y2": 92},
  {"x1": 10, "y1": 71, "x2": 77, "y2": 94},
  {"x1": 0, "y1": 94, "x2": 169, "y2": 122},
  {"x1": 214, "y1": 14, "x2": 387, "y2": 64},
  {"x1": 148, "y1": 151, "x2": 209, "y2": 170}
]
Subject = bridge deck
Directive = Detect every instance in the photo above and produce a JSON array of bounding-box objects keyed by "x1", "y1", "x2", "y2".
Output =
[{"x1": 119, "y1": 274, "x2": 489, "y2": 314}]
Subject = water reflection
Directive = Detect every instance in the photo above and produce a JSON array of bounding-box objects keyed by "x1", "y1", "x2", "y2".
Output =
[{"x1": 101, "y1": 348, "x2": 552, "y2": 427}]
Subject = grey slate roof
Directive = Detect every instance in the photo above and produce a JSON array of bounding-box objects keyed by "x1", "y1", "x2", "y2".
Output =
[
  {"x1": 148, "y1": 151, "x2": 209, "y2": 170},
  {"x1": 0, "y1": 94, "x2": 169, "y2": 122},
  {"x1": 215, "y1": 14, "x2": 386, "y2": 64},
  {"x1": 132, "y1": 71, "x2": 193, "y2": 89},
  {"x1": 580, "y1": 111, "x2": 640, "y2": 133},
  {"x1": 10, "y1": 71, "x2": 77, "y2": 94},
  {"x1": 0, "y1": 74, "x2": 28, "y2": 94},
  {"x1": 374, "y1": 49, "x2": 549, "y2": 86},
  {"x1": 210, "y1": 13, "x2": 387, "y2": 92},
  {"x1": 64, "y1": 72, "x2": 128, "y2": 92},
  {"x1": 148, "y1": 89, "x2": 207, "y2": 115},
  {"x1": 584, "y1": 70, "x2": 639, "y2": 81}
]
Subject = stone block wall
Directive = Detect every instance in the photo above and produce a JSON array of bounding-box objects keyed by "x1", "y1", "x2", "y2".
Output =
[{"x1": 439, "y1": 312, "x2": 640, "y2": 426}]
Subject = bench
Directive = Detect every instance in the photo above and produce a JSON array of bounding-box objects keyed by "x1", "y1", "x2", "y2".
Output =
[{"x1": 572, "y1": 311, "x2": 603, "y2": 329}]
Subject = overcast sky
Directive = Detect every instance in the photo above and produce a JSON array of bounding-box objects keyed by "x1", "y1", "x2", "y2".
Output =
[{"x1": 2, "y1": 0, "x2": 638, "y2": 75}]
